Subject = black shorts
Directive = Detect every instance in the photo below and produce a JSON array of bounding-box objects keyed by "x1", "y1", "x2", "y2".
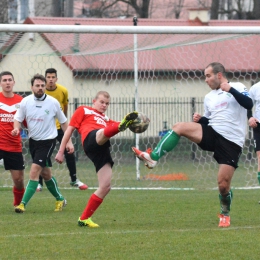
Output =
[
  {"x1": 0, "y1": 150, "x2": 24, "y2": 171},
  {"x1": 198, "y1": 125, "x2": 242, "y2": 168},
  {"x1": 253, "y1": 123, "x2": 260, "y2": 152},
  {"x1": 29, "y1": 138, "x2": 56, "y2": 168},
  {"x1": 83, "y1": 130, "x2": 114, "y2": 173}
]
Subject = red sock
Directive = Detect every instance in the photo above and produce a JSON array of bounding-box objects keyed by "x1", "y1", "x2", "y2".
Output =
[
  {"x1": 80, "y1": 193, "x2": 103, "y2": 220},
  {"x1": 13, "y1": 186, "x2": 25, "y2": 206},
  {"x1": 103, "y1": 122, "x2": 120, "y2": 138}
]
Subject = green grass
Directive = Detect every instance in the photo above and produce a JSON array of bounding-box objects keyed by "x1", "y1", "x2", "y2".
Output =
[
  {"x1": 1, "y1": 188, "x2": 260, "y2": 259},
  {"x1": 1, "y1": 155, "x2": 257, "y2": 190}
]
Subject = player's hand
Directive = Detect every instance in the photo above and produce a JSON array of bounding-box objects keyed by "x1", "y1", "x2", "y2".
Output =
[
  {"x1": 193, "y1": 113, "x2": 201, "y2": 123},
  {"x1": 220, "y1": 82, "x2": 231, "y2": 92},
  {"x1": 11, "y1": 128, "x2": 20, "y2": 136},
  {"x1": 55, "y1": 151, "x2": 64, "y2": 164},
  {"x1": 65, "y1": 143, "x2": 74, "y2": 154},
  {"x1": 248, "y1": 117, "x2": 259, "y2": 128}
]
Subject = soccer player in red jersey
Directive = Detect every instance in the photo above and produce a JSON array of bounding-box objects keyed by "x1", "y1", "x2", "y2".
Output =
[
  {"x1": 0, "y1": 71, "x2": 25, "y2": 207},
  {"x1": 55, "y1": 91, "x2": 137, "y2": 227}
]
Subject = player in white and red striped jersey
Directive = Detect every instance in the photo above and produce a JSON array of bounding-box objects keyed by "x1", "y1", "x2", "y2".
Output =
[{"x1": 0, "y1": 71, "x2": 25, "y2": 207}]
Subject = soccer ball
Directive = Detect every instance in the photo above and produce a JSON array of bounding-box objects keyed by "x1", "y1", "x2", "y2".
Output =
[{"x1": 129, "y1": 112, "x2": 150, "y2": 133}]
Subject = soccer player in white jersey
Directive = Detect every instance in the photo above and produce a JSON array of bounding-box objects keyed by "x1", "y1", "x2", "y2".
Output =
[
  {"x1": 12, "y1": 74, "x2": 73, "y2": 213},
  {"x1": 247, "y1": 81, "x2": 260, "y2": 185},
  {"x1": 0, "y1": 71, "x2": 25, "y2": 207},
  {"x1": 132, "y1": 62, "x2": 253, "y2": 228}
]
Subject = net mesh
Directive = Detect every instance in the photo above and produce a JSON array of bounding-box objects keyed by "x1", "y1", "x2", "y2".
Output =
[{"x1": 0, "y1": 27, "x2": 259, "y2": 189}]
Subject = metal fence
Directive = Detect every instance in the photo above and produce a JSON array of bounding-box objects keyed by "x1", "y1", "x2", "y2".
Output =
[{"x1": 68, "y1": 96, "x2": 205, "y2": 137}]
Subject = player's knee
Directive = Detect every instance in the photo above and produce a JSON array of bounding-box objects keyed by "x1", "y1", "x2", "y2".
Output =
[
  {"x1": 100, "y1": 184, "x2": 111, "y2": 195},
  {"x1": 218, "y1": 183, "x2": 229, "y2": 195},
  {"x1": 13, "y1": 178, "x2": 24, "y2": 188},
  {"x1": 172, "y1": 122, "x2": 185, "y2": 134}
]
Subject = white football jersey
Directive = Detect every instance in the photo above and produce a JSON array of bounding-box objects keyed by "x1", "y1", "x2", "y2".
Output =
[
  {"x1": 14, "y1": 94, "x2": 67, "y2": 140},
  {"x1": 249, "y1": 81, "x2": 260, "y2": 121},
  {"x1": 204, "y1": 82, "x2": 250, "y2": 147}
]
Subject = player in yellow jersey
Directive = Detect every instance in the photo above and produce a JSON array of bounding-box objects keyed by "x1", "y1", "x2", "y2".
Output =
[{"x1": 37, "y1": 68, "x2": 87, "y2": 191}]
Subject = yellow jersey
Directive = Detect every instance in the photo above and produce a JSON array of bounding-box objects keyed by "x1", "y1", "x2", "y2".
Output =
[{"x1": 45, "y1": 83, "x2": 68, "y2": 129}]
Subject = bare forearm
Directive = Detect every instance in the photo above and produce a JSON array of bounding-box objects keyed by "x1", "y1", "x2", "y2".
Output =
[
  {"x1": 59, "y1": 125, "x2": 74, "y2": 152},
  {"x1": 14, "y1": 119, "x2": 21, "y2": 130}
]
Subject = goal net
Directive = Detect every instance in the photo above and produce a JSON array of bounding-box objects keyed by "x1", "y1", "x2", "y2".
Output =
[{"x1": 0, "y1": 23, "x2": 259, "y2": 190}]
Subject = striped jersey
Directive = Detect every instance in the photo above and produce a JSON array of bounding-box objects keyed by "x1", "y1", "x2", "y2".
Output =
[{"x1": 0, "y1": 92, "x2": 23, "y2": 152}]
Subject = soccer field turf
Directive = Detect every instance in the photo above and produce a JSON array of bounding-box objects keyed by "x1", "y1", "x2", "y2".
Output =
[{"x1": 1, "y1": 188, "x2": 260, "y2": 259}]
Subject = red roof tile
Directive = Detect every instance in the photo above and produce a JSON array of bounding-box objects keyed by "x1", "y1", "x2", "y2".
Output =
[{"x1": 23, "y1": 17, "x2": 260, "y2": 73}]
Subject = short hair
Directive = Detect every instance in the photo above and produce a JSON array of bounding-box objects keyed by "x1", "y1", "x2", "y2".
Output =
[
  {"x1": 95, "y1": 91, "x2": 110, "y2": 100},
  {"x1": 205, "y1": 62, "x2": 226, "y2": 77},
  {"x1": 0, "y1": 71, "x2": 14, "y2": 81},
  {"x1": 31, "y1": 74, "x2": 46, "y2": 86},
  {"x1": 45, "y1": 68, "x2": 57, "y2": 77}
]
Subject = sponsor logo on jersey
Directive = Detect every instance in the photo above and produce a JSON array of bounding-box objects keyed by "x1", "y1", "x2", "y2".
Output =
[
  {"x1": 94, "y1": 116, "x2": 107, "y2": 127},
  {"x1": 0, "y1": 113, "x2": 14, "y2": 122}
]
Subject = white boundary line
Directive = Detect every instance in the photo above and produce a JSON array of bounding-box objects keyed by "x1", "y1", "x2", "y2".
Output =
[
  {"x1": 1, "y1": 225, "x2": 260, "y2": 238},
  {"x1": 2, "y1": 185, "x2": 260, "y2": 190}
]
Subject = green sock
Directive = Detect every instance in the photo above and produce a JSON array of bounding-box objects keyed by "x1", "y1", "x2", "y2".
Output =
[
  {"x1": 219, "y1": 190, "x2": 233, "y2": 216},
  {"x1": 257, "y1": 172, "x2": 260, "y2": 184},
  {"x1": 151, "y1": 130, "x2": 180, "y2": 161},
  {"x1": 45, "y1": 177, "x2": 64, "y2": 201},
  {"x1": 21, "y1": 180, "x2": 38, "y2": 206}
]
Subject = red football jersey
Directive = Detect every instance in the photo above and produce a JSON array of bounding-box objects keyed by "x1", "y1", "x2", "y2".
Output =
[
  {"x1": 0, "y1": 93, "x2": 23, "y2": 152},
  {"x1": 70, "y1": 106, "x2": 118, "y2": 144}
]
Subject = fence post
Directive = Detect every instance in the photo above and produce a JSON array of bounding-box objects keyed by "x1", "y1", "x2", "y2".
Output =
[
  {"x1": 73, "y1": 98, "x2": 79, "y2": 161},
  {"x1": 247, "y1": 126, "x2": 253, "y2": 160},
  {"x1": 191, "y1": 97, "x2": 196, "y2": 160}
]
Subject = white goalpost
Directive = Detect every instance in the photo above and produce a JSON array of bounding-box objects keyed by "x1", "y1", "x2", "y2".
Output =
[{"x1": 0, "y1": 22, "x2": 259, "y2": 190}]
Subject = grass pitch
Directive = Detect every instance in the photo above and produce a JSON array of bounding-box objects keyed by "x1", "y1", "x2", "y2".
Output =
[{"x1": 1, "y1": 188, "x2": 260, "y2": 260}]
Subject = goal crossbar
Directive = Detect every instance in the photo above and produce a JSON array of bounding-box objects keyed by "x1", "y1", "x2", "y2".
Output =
[{"x1": 1, "y1": 24, "x2": 260, "y2": 34}]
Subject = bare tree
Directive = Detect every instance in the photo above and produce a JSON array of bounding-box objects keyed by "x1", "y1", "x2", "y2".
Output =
[
  {"x1": 51, "y1": 0, "x2": 74, "y2": 17},
  {"x1": 210, "y1": 0, "x2": 260, "y2": 20},
  {"x1": 210, "y1": 0, "x2": 219, "y2": 19},
  {"x1": 0, "y1": 0, "x2": 9, "y2": 23},
  {"x1": 253, "y1": 0, "x2": 260, "y2": 19},
  {"x1": 165, "y1": 0, "x2": 185, "y2": 19},
  {"x1": 120, "y1": 0, "x2": 150, "y2": 18},
  {"x1": 81, "y1": 0, "x2": 151, "y2": 18},
  {"x1": 52, "y1": 0, "x2": 62, "y2": 16},
  {"x1": 65, "y1": 0, "x2": 74, "y2": 17}
]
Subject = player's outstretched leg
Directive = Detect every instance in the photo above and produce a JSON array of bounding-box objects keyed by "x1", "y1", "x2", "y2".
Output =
[
  {"x1": 132, "y1": 130, "x2": 181, "y2": 169},
  {"x1": 132, "y1": 147, "x2": 157, "y2": 169},
  {"x1": 118, "y1": 111, "x2": 138, "y2": 132}
]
